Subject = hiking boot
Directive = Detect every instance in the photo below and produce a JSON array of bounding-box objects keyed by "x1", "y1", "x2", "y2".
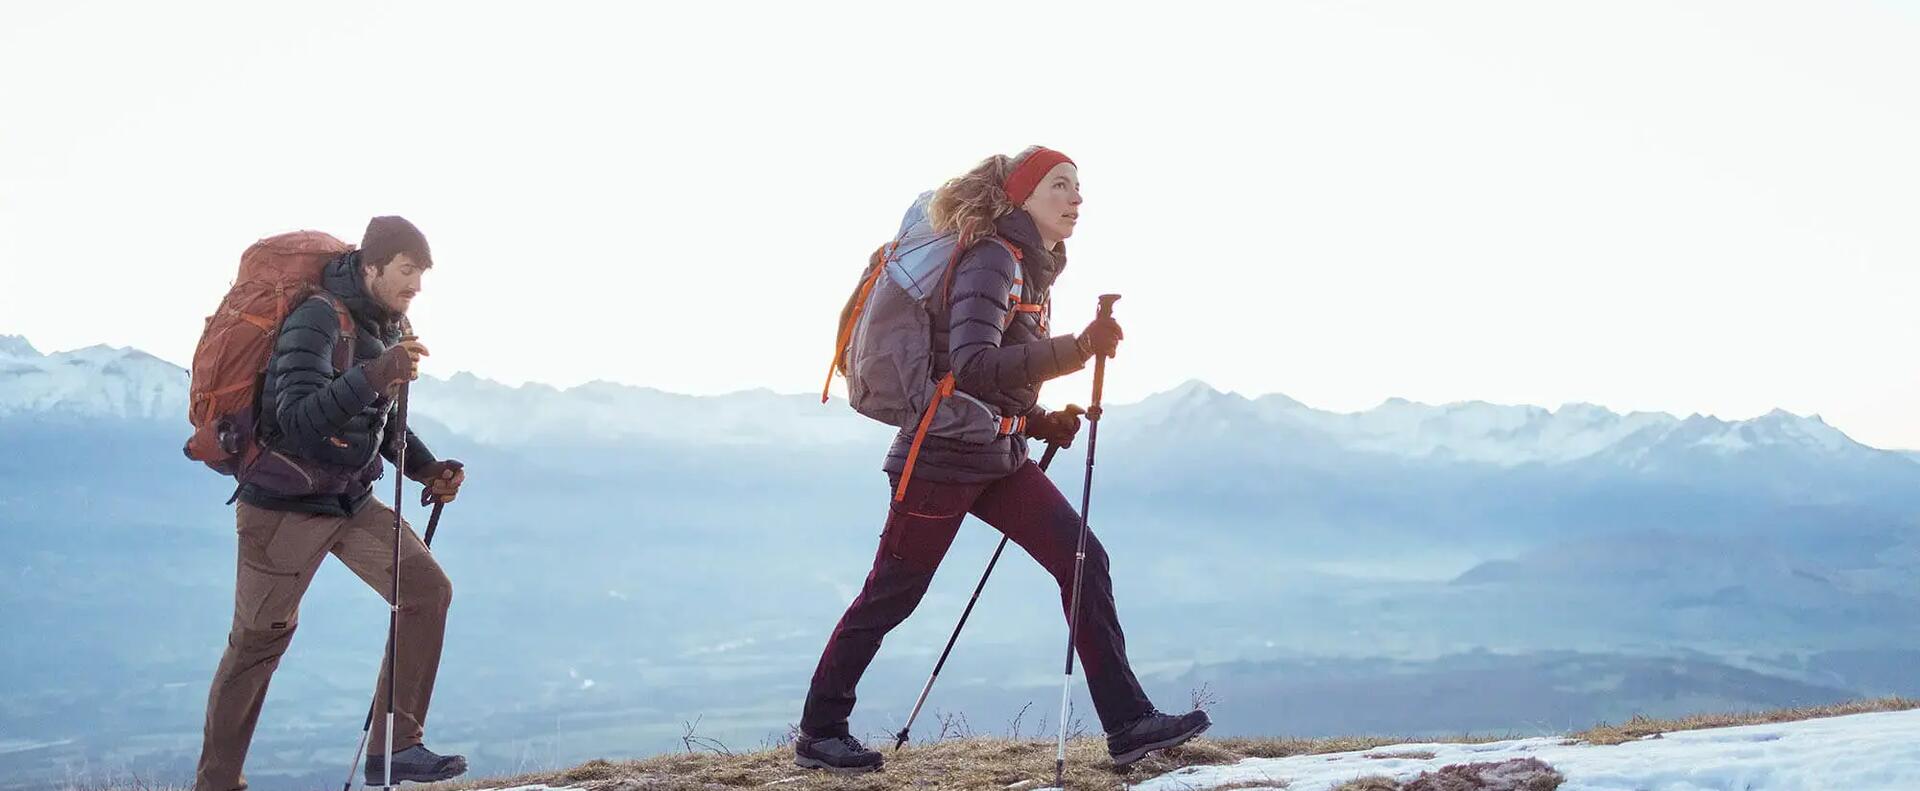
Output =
[
  {"x1": 1107, "y1": 708, "x2": 1212, "y2": 767},
  {"x1": 364, "y1": 744, "x2": 468, "y2": 785},
  {"x1": 794, "y1": 733, "x2": 884, "y2": 773}
]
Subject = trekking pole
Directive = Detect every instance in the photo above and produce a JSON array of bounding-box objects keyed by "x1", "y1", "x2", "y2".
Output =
[
  {"x1": 340, "y1": 382, "x2": 419, "y2": 791},
  {"x1": 893, "y1": 425, "x2": 1079, "y2": 751},
  {"x1": 383, "y1": 382, "x2": 407, "y2": 790},
  {"x1": 1055, "y1": 294, "x2": 1120, "y2": 788}
]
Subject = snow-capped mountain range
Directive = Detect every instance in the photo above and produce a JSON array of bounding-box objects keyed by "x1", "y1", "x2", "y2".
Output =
[
  {"x1": 0, "y1": 335, "x2": 186, "y2": 420},
  {"x1": 1122, "y1": 379, "x2": 1878, "y2": 468},
  {"x1": 0, "y1": 334, "x2": 1904, "y2": 467}
]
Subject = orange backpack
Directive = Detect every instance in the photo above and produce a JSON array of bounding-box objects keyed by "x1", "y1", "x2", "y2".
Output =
[{"x1": 184, "y1": 231, "x2": 355, "y2": 477}]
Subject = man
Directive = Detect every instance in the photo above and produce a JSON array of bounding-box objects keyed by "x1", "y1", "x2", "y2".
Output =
[{"x1": 195, "y1": 216, "x2": 469, "y2": 791}]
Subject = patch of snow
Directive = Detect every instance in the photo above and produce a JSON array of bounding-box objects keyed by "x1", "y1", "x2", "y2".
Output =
[
  {"x1": 1136, "y1": 708, "x2": 1920, "y2": 791},
  {"x1": 1696, "y1": 426, "x2": 1753, "y2": 452}
]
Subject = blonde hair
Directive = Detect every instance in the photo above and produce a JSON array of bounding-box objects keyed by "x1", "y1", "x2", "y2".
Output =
[{"x1": 928, "y1": 146, "x2": 1046, "y2": 248}]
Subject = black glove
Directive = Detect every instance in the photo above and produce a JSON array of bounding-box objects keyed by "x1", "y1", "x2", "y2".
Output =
[
  {"x1": 411, "y1": 459, "x2": 465, "y2": 505},
  {"x1": 1027, "y1": 405, "x2": 1086, "y2": 446},
  {"x1": 1076, "y1": 316, "x2": 1124, "y2": 358}
]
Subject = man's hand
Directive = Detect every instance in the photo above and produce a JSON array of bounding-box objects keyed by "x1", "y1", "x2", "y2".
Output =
[
  {"x1": 412, "y1": 459, "x2": 465, "y2": 505},
  {"x1": 369, "y1": 337, "x2": 430, "y2": 396}
]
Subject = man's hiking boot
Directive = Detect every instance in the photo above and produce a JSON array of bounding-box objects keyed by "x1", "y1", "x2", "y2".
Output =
[
  {"x1": 365, "y1": 743, "x2": 468, "y2": 785},
  {"x1": 1107, "y1": 708, "x2": 1212, "y2": 767},
  {"x1": 794, "y1": 733, "x2": 884, "y2": 773}
]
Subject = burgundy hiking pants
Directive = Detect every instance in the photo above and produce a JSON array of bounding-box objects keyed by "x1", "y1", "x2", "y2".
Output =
[{"x1": 801, "y1": 460, "x2": 1153, "y2": 736}]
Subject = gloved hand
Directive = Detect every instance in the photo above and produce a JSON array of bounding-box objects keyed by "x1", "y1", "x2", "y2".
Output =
[
  {"x1": 1026, "y1": 405, "x2": 1087, "y2": 447},
  {"x1": 1076, "y1": 316, "x2": 1124, "y2": 358},
  {"x1": 368, "y1": 337, "x2": 430, "y2": 396},
  {"x1": 411, "y1": 459, "x2": 465, "y2": 505}
]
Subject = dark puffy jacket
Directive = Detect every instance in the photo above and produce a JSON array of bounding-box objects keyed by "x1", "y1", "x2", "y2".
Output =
[
  {"x1": 238, "y1": 252, "x2": 437, "y2": 516},
  {"x1": 883, "y1": 209, "x2": 1091, "y2": 484}
]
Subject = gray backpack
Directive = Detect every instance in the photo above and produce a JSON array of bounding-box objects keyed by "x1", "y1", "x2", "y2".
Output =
[{"x1": 822, "y1": 192, "x2": 1036, "y2": 499}]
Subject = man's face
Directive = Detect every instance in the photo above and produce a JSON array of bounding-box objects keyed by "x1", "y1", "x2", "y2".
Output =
[{"x1": 364, "y1": 252, "x2": 426, "y2": 315}]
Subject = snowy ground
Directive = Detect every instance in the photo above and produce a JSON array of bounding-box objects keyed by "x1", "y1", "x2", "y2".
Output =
[{"x1": 1137, "y1": 708, "x2": 1920, "y2": 791}]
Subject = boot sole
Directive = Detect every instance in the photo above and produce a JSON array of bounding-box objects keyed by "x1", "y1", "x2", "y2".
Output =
[
  {"x1": 794, "y1": 755, "x2": 883, "y2": 774},
  {"x1": 1109, "y1": 719, "x2": 1212, "y2": 768}
]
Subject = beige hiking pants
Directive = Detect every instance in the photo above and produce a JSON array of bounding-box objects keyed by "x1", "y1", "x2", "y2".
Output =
[{"x1": 194, "y1": 500, "x2": 452, "y2": 791}]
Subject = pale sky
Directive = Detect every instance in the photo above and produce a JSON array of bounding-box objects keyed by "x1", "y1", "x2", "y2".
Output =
[{"x1": 3, "y1": 2, "x2": 1917, "y2": 447}]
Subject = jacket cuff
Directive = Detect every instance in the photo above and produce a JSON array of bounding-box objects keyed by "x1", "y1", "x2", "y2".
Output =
[
  {"x1": 404, "y1": 453, "x2": 440, "y2": 481},
  {"x1": 1051, "y1": 334, "x2": 1092, "y2": 372},
  {"x1": 341, "y1": 365, "x2": 381, "y2": 406}
]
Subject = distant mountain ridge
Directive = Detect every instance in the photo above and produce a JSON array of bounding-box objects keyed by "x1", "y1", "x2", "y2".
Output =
[{"x1": 0, "y1": 333, "x2": 1907, "y2": 467}]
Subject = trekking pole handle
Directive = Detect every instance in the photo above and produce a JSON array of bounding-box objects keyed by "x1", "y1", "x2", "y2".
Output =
[
  {"x1": 418, "y1": 459, "x2": 465, "y2": 508},
  {"x1": 1090, "y1": 295, "x2": 1120, "y2": 419}
]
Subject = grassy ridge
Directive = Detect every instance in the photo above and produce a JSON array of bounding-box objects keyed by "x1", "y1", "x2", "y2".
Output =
[{"x1": 425, "y1": 697, "x2": 1920, "y2": 791}]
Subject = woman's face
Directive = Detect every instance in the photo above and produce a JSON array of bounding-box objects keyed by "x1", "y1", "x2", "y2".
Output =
[{"x1": 1021, "y1": 162, "x2": 1081, "y2": 246}]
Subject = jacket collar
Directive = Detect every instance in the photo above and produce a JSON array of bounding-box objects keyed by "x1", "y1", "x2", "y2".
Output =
[
  {"x1": 993, "y1": 209, "x2": 1067, "y2": 293},
  {"x1": 323, "y1": 252, "x2": 401, "y2": 338}
]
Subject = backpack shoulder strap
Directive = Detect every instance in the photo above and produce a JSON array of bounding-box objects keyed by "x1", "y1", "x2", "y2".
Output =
[
  {"x1": 936, "y1": 234, "x2": 1025, "y2": 313},
  {"x1": 308, "y1": 290, "x2": 356, "y2": 374}
]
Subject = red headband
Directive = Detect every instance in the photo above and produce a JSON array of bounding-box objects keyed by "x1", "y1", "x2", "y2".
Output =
[{"x1": 1002, "y1": 147, "x2": 1075, "y2": 206}]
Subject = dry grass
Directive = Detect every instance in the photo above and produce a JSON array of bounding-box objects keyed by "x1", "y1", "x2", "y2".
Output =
[
  {"x1": 43, "y1": 697, "x2": 1920, "y2": 791},
  {"x1": 1332, "y1": 779, "x2": 1402, "y2": 791},
  {"x1": 1210, "y1": 734, "x2": 1502, "y2": 761},
  {"x1": 398, "y1": 696, "x2": 1919, "y2": 791},
  {"x1": 1571, "y1": 695, "x2": 1920, "y2": 746},
  {"x1": 1365, "y1": 751, "x2": 1438, "y2": 761},
  {"x1": 1323, "y1": 758, "x2": 1564, "y2": 791},
  {"x1": 423, "y1": 733, "x2": 1430, "y2": 791},
  {"x1": 1400, "y1": 758, "x2": 1562, "y2": 791},
  {"x1": 56, "y1": 782, "x2": 187, "y2": 791}
]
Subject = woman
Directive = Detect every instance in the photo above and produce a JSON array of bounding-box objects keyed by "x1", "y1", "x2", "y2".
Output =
[{"x1": 797, "y1": 147, "x2": 1210, "y2": 773}]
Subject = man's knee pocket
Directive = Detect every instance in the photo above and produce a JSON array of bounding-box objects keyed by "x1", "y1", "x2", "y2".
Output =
[{"x1": 235, "y1": 566, "x2": 305, "y2": 633}]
